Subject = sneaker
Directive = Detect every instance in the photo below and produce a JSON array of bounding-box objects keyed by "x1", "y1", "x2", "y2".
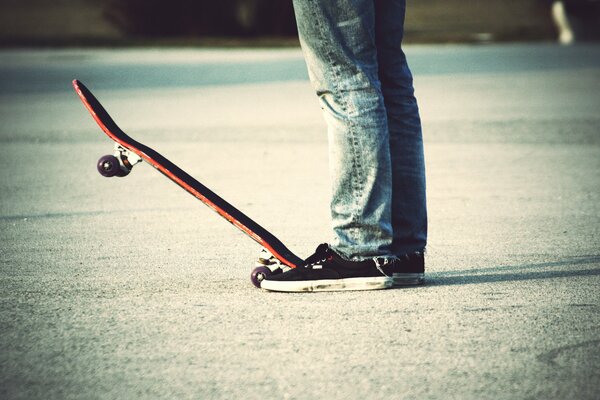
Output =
[
  {"x1": 260, "y1": 243, "x2": 394, "y2": 292},
  {"x1": 386, "y1": 252, "x2": 425, "y2": 286}
]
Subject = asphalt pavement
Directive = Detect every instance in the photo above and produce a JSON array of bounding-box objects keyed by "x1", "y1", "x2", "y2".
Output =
[{"x1": 0, "y1": 44, "x2": 599, "y2": 399}]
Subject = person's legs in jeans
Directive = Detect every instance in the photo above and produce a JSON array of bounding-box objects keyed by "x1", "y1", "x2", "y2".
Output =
[
  {"x1": 260, "y1": 0, "x2": 426, "y2": 291},
  {"x1": 375, "y1": 0, "x2": 427, "y2": 256},
  {"x1": 292, "y1": 0, "x2": 394, "y2": 260},
  {"x1": 293, "y1": 0, "x2": 426, "y2": 259}
]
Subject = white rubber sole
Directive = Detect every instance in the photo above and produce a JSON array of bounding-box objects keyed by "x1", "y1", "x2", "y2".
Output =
[
  {"x1": 261, "y1": 276, "x2": 393, "y2": 292},
  {"x1": 392, "y1": 273, "x2": 425, "y2": 286}
]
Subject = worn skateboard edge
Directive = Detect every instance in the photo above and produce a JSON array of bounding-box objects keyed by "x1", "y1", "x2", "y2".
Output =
[{"x1": 73, "y1": 79, "x2": 303, "y2": 268}]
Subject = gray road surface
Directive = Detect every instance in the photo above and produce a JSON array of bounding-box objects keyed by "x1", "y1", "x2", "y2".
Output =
[{"x1": 1, "y1": 44, "x2": 599, "y2": 399}]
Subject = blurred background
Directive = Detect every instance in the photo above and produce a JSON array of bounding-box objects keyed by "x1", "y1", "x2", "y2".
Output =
[{"x1": 0, "y1": 0, "x2": 599, "y2": 46}]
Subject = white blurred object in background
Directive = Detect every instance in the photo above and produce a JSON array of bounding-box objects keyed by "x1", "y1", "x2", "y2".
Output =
[{"x1": 552, "y1": 0, "x2": 600, "y2": 44}]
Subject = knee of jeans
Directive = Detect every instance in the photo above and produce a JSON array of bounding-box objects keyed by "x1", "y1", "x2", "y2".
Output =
[{"x1": 318, "y1": 84, "x2": 384, "y2": 122}]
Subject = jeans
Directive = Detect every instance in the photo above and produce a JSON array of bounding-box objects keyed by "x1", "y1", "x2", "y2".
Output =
[{"x1": 292, "y1": 0, "x2": 427, "y2": 260}]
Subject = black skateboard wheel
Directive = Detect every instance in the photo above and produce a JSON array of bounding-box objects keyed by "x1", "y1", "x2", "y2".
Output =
[
  {"x1": 250, "y1": 266, "x2": 272, "y2": 288},
  {"x1": 116, "y1": 165, "x2": 131, "y2": 177},
  {"x1": 97, "y1": 155, "x2": 121, "y2": 177}
]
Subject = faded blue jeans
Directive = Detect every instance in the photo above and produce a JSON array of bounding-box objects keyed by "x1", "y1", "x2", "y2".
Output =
[{"x1": 293, "y1": 0, "x2": 427, "y2": 260}]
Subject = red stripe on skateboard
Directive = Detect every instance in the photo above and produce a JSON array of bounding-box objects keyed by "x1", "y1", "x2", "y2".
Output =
[{"x1": 73, "y1": 80, "x2": 298, "y2": 269}]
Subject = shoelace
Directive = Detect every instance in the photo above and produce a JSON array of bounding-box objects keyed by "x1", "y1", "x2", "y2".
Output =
[
  {"x1": 373, "y1": 257, "x2": 392, "y2": 277},
  {"x1": 301, "y1": 243, "x2": 331, "y2": 269}
]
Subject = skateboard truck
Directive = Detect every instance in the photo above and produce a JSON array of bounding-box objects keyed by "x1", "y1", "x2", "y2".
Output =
[
  {"x1": 97, "y1": 144, "x2": 142, "y2": 178},
  {"x1": 250, "y1": 248, "x2": 287, "y2": 286}
]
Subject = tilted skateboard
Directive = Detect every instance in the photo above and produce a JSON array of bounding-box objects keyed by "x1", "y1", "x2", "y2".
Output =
[{"x1": 72, "y1": 79, "x2": 302, "y2": 287}]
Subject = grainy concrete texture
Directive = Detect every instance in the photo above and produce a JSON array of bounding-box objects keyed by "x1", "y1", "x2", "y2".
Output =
[{"x1": 0, "y1": 44, "x2": 599, "y2": 399}]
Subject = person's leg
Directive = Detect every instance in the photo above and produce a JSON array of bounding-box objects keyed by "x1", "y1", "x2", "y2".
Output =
[
  {"x1": 292, "y1": 0, "x2": 393, "y2": 260},
  {"x1": 260, "y1": 0, "x2": 426, "y2": 291},
  {"x1": 375, "y1": 0, "x2": 427, "y2": 257}
]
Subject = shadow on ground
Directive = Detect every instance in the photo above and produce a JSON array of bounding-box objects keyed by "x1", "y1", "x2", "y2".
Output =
[{"x1": 427, "y1": 256, "x2": 600, "y2": 286}]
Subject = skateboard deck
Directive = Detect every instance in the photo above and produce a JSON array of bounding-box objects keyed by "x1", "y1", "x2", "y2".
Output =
[{"x1": 73, "y1": 80, "x2": 303, "y2": 285}]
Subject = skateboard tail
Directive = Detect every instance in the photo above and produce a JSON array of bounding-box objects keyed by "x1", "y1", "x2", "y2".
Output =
[{"x1": 72, "y1": 79, "x2": 303, "y2": 269}]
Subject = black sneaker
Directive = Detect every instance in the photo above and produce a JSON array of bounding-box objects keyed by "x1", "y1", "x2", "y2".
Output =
[
  {"x1": 260, "y1": 243, "x2": 394, "y2": 292},
  {"x1": 385, "y1": 252, "x2": 425, "y2": 286}
]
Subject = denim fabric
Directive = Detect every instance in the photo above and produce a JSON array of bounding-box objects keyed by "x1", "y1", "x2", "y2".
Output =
[{"x1": 293, "y1": 0, "x2": 427, "y2": 260}]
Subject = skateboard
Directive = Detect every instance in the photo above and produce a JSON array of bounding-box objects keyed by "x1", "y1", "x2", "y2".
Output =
[{"x1": 72, "y1": 79, "x2": 303, "y2": 287}]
